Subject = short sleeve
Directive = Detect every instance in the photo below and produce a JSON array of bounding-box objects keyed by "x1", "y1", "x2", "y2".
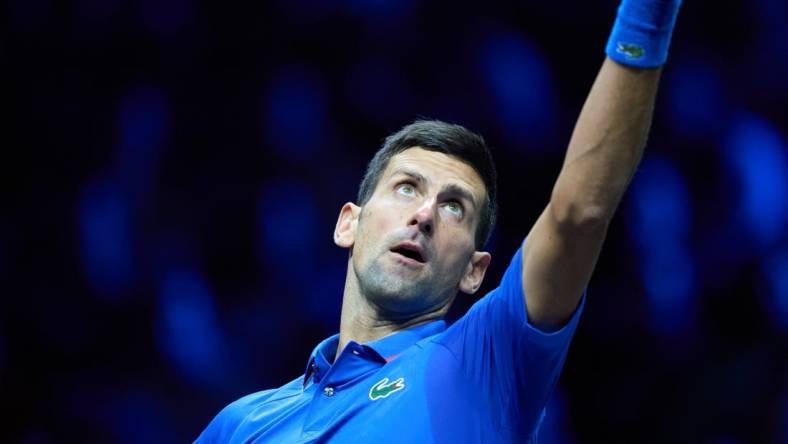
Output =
[{"x1": 434, "y1": 243, "x2": 584, "y2": 437}]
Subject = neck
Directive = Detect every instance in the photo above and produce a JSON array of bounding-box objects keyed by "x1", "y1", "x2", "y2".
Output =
[{"x1": 335, "y1": 265, "x2": 447, "y2": 362}]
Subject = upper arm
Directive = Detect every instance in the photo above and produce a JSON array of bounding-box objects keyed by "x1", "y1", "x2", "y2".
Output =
[
  {"x1": 435, "y1": 244, "x2": 585, "y2": 437},
  {"x1": 522, "y1": 203, "x2": 608, "y2": 331},
  {"x1": 520, "y1": 59, "x2": 660, "y2": 331}
]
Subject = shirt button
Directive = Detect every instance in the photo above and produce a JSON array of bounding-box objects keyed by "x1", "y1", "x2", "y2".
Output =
[
  {"x1": 323, "y1": 386, "x2": 335, "y2": 397},
  {"x1": 351, "y1": 350, "x2": 360, "y2": 355}
]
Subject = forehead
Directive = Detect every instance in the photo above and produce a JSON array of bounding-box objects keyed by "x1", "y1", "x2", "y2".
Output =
[{"x1": 381, "y1": 147, "x2": 486, "y2": 202}]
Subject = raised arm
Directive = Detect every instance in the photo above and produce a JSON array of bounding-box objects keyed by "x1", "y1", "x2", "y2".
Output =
[{"x1": 522, "y1": 0, "x2": 682, "y2": 330}]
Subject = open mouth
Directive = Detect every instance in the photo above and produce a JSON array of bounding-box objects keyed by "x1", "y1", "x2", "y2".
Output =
[{"x1": 390, "y1": 245, "x2": 426, "y2": 264}]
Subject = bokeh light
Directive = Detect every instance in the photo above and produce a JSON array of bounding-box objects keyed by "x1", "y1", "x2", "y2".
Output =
[
  {"x1": 114, "y1": 86, "x2": 170, "y2": 196},
  {"x1": 725, "y1": 112, "x2": 788, "y2": 247},
  {"x1": 256, "y1": 180, "x2": 320, "y2": 274},
  {"x1": 264, "y1": 66, "x2": 330, "y2": 162},
  {"x1": 666, "y1": 58, "x2": 726, "y2": 139},
  {"x1": 627, "y1": 156, "x2": 696, "y2": 334},
  {"x1": 157, "y1": 268, "x2": 230, "y2": 389},
  {"x1": 761, "y1": 249, "x2": 788, "y2": 332},
  {"x1": 478, "y1": 29, "x2": 558, "y2": 149},
  {"x1": 78, "y1": 178, "x2": 134, "y2": 300}
]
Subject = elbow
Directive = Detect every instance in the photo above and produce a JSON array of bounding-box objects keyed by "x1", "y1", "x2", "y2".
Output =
[{"x1": 550, "y1": 191, "x2": 613, "y2": 234}]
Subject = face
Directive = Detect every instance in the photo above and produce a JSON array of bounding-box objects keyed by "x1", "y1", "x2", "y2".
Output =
[{"x1": 334, "y1": 147, "x2": 492, "y2": 317}]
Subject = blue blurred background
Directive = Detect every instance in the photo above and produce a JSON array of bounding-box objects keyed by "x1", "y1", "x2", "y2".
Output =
[{"x1": 4, "y1": 0, "x2": 788, "y2": 442}]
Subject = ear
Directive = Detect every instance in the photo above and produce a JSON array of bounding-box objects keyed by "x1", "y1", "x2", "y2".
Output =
[
  {"x1": 334, "y1": 202, "x2": 361, "y2": 249},
  {"x1": 459, "y1": 250, "x2": 492, "y2": 294}
]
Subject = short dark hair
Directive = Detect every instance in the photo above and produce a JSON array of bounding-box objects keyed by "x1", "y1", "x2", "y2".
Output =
[{"x1": 357, "y1": 119, "x2": 497, "y2": 248}]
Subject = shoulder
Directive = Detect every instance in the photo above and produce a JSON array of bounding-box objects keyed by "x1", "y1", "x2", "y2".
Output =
[
  {"x1": 195, "y1": 390, "x2": 273, "y2": 442},
  {"x1": 221, "y1": 389, "x2": 277, "y2": 419},
  {"x1": 196, "y1": 378, "x2": 303, "y2": 442}
]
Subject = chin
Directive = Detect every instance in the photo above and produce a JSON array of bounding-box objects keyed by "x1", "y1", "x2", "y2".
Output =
[
  {"x1": 361, "y1": 274, "x2": 426, "y2": 307},
  {"x1": 370, "y1": 279, "x2": 423, "y2": 301}
]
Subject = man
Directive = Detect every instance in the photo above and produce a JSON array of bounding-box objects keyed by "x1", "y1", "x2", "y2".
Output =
[{"x1": 197, "y1": 0, "x2": 682, "y2": 442}]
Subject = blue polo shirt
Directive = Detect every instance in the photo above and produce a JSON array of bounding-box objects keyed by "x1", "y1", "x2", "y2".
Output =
[{"x1": 196, "y1": 245, "x2": 584, "y2": 443}]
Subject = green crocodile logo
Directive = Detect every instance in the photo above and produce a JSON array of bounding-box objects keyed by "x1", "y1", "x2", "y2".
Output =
[
  {"x1": 616, "y1": 42, "x2": 646, "y2": 60},
  {"x1": 369, "y1": 377, "x2": 405, "y2": 401}
]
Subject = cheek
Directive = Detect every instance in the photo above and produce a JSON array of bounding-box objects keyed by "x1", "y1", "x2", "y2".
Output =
[
  {"x1": 365, "y1": 203, "x2": 402, "y2": 233},
  {"x1": 357, "y1": 207, "x2": 395, "y2": 251},
  {"x1": 436, "y1": 233, "x2": 475, "y2": 271}
]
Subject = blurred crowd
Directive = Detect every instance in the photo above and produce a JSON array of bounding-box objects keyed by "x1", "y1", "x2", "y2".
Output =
[{"x1": 5, "y1": 0, "x2": 787, "y2": 442}]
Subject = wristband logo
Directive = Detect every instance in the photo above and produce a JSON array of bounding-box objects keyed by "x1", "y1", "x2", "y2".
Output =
[{"x1": 616, "y1": 42, "x2": 646, "y2": 60}]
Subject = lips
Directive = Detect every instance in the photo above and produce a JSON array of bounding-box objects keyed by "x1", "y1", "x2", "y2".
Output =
[{"x1": 390, "y1": 242, "x2": 426, "y2": 264}]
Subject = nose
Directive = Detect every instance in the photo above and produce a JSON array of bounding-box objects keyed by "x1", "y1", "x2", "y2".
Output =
[{"x1": 408, "y1": 198, "x2": 435, "y2": 237}]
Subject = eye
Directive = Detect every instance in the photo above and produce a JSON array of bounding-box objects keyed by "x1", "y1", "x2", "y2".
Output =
[
  {"x1": 443, "y1": 201, "x2": 463, "y2": 217},
  {"x1": 396, "y1": 183, "x2": 416, "y2": 197}
]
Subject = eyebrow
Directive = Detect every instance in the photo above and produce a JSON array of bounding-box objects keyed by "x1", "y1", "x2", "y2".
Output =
[
  {"x1": 441, "y1": 184, "x2": 478, "y2": 210},
  {"x1": 390, "y1": 168, "x2": 426, "y2": 184},
  {"x1": 390, "y1": 168, "x2": 478, "y2": 210}
]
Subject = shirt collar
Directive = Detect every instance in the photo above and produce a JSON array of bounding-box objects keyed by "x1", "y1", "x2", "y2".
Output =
[
  {"x1": 365, "y1": 319, "x2": 447, "y2": 362},
  {"x1": 303, "y1": 319, "x2": 447, "y2": 386},
  {"x1": 303, "y1": 334, "x2": 339, "y2": 386}
]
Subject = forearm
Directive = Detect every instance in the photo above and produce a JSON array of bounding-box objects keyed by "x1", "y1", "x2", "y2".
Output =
[
  {"x1": 550, "y1": 58, "x2": 661, "y2": 230},
  {"x1": 519, "y1": 0, "x2": 681, "y2": 329}
]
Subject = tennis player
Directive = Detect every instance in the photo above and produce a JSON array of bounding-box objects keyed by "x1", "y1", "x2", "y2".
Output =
[{"x1": 197, "y1": 1, "x2": 682, "y2": 441}]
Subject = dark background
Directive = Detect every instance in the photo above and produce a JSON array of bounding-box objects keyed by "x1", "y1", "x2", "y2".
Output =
[{"x1": 4, "y1": 0, "x2": 788, "y2": 442}]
